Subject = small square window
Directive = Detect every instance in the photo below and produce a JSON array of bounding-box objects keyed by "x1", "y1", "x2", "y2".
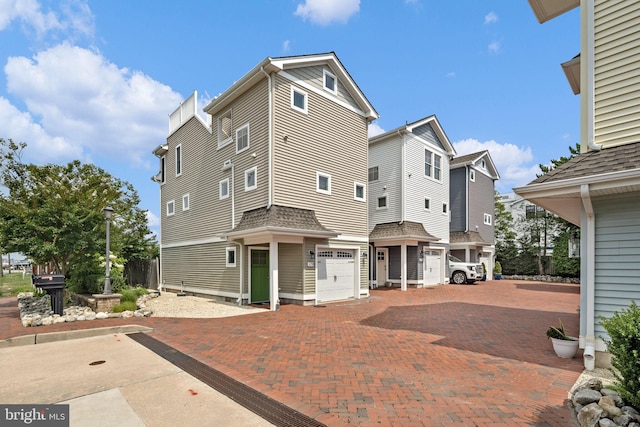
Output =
[
  {"x1": 470, "y1": 170, "x2": 475, "y2": 182},
  {"x1": 323, "y1": 69, "x2": 337, "y2": 94},
  {"x1": 377, "y1": 196, "x2": 387, "y2": 209},
  {"x1": 291, "y1": 87, "x2": 308, "y2": 113},
  {"x1": 424, "y1": 198, "x2": 431, "y2": 210},
  {"x1": 354, "y1": 182, "x2": 365, "y2": 201},
  {"x1": 182, "y1": 194, "x2": 190, "y2": 211},
  {"x1": 236, "y1": 124, "x2": 249, "y2": 153},
  {"x1": 484, "y1": 213, "x2": 492, "y2": 225},
  {"x1": 219, "y1": 179, "x2": 229, "y2": 200},
  {"x1": 317, "y1": 172, "x2": 331, "y2": 195},
  {"x1": 226, "y1": 247, "x2": 237, "y2": 267},
  {"x1": 245, "y1": 167, "x2": 257, "y2": 191},
  {"x1": 368, "y1": 166, "x2": 379, "y2": 182},
  {"x1": 175, "y1": 144, "x2": 182, "y2": 177},
  {"x1": 167, "y1": 200, "x2": 175, "y2": 216}
]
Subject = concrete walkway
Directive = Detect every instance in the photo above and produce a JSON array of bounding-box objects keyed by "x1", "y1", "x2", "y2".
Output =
[{"x1": 0, "y1": 279, "x2": 583, "y2": 426}]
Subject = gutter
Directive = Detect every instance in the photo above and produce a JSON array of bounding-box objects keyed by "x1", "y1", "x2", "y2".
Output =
[{"x1": 580, "y1": 184, "x2": 596, "y2": 370}]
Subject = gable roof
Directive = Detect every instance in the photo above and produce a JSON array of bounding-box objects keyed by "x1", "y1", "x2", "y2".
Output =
[
  {"x1": 450, "y1": 150, "x2": 500, "y2": 180},
  {"x1": 514, "y1": 142, "x2": 640, "y2": 225},
  {"x1": 203, "y1": 52, "x2": 378, "y2": 121},
  {"x1": 368, "y1": 115, "x2": 456, "y2": 157}
]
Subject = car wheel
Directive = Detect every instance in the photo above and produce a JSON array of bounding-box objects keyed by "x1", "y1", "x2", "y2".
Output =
[{"x1": 452, "y1": 271, "x2": 467, "y2": 284}]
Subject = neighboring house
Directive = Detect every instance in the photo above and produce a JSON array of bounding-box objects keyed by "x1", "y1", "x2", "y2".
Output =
[
  {"x1": 153, "y1": 52, "x2": 378, "y2": 311},
  {"x1": 498, "y1": 193, "x2": 555, "y2": 257},
  {"x1": 516, "y1": 0, "x2": 640, "y2": 370},
  {"x1": 368, "y1": 115, "x2": 456, "y2": 290},
  {"x1": 449, "y1": 151, "x2": 499, "y2": 277}
]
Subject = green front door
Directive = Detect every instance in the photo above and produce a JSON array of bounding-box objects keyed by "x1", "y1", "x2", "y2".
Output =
[{"x1": 251, "y1": 250, "x2": 269, "y2": 303}]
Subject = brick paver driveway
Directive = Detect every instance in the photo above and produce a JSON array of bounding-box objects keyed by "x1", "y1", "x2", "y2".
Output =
[{"x1": 1, "y1": 279, "x2": 582, "y2": 426}]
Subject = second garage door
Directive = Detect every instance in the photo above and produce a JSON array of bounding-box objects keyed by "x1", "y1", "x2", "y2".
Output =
[{"x1": 316, "y1": 249, "x2": 356, "y2": 302}]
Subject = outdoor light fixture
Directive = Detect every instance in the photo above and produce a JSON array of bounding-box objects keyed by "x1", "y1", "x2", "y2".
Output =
[
  {"x1": 103, "y1": 206, "x2": 114, "y2": 295},
  {"x1": 308, "y1": 250, "x2": 315, "y2": 257}
]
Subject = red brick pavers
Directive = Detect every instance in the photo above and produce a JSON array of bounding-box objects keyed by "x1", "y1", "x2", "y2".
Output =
[{"x1": 1, "y1": 280, "x2": 582, "y2": 426}]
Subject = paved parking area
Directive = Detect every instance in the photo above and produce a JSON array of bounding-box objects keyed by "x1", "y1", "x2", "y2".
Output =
[{"x1": 0, "y1": 279, "x2": 582, "y2": 426}]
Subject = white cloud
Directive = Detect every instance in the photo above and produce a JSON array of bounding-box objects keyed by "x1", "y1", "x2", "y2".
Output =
[
  {"x1": 368, "y1": 122, "x2": 385, "y2": 137},
  {"x1": 4, "y1": 43, "x2": 183, "y2": 168},
  {"x1": 453, "y1": 138, "x2": 540, "y2": 192},
  {"x1": 484, "y1": 11, "x2": 498, "y2": 24},
  {"x1": 0, "y1": 0, "x2": 93, "y2": 39},
  {"x1": 146, "y1": 210, "x2": 160, "y2": 228},
  {"x1": 294, "y1": 0, "x2": 360, "y2": 25},
  {"x1": 488, "y1": 41, "x2": 501, "y2": 54},
  {"x1": 282, "y1": 39, "x2": 291, "y2": 52},
  {"x1": 446, "y1": 71, "x2": 456, "y2": 78}
]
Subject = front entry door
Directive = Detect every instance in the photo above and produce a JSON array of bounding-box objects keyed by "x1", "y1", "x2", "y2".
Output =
[
  {"x1": 376, "y1": 249, "x2": 388, "y2": 287},
  {"x1": 251, "y1": 250, "x2": 269, "y2": 303}
]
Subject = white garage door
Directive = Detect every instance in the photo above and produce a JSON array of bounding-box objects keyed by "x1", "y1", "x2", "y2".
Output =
[
  {"x1": 424, "y1": 250, "x2": 441, "y2": 286},
  {"x1": 316, "y1": 249, "x2": 356, "y2": 302}
]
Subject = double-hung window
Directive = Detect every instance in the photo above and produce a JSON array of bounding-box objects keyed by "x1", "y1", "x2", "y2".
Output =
[
  {"x1": 236, "y1": 124, "x2": 249, "y2": 153},
  {"x1": 368, "y1": 166, "x2": 379, "y2": 182},
  {"x1": 425, "y1": 149, "x2": 442, "y2": 181}
]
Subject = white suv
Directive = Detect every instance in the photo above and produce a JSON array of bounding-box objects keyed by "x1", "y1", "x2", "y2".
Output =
[{"x1": 448, "y1": 255, "x2": 483, "y2": 284}]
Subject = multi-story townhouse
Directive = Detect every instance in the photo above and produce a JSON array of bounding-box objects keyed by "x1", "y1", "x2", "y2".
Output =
[
  {"x1": 449, "y1": 151, "x2": 499, "y2": 277},
  {"x1": 367, "y1": 115, "x2": 455, "y2": 290},
  {"x1": 516, "y1": 0, "x2": 640, "y2": 369},
  {"x1": 153, "y1": 53, "x2": 378, "y2": 311}
]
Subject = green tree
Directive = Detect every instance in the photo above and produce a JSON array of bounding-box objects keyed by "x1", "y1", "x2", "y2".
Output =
[
  {"x1": 0, "y1": 138, "x2": 155, "y2": 292},
  {"x1": 494, "y1": 193, "x2": 518, "y2": 274}
]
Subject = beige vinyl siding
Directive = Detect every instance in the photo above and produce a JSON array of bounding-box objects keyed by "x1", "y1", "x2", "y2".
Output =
[
  {"x1": 162, "y1": 241, "x2": 240, "y2": 295},
  {"x1": 272, "y1": 74, "x2": 369, "y2": 237},
  {"x1": 594, "y1": 0, "x2": 640, "y2": 147},
  {"x1": 286, "y1": 65, "x2": 358, "y2": 108},
  {"x1": 279, "y1": 243, "x2": 303, "y2": 294}
]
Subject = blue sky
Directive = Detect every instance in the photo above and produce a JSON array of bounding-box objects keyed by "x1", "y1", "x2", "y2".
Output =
[{"x1": 0, "y1": 0, "x2": 580, "y2": 239}]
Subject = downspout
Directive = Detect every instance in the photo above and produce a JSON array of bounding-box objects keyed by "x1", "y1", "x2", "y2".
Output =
[
  {"x1": 585, "y1": 0, "x2": 601, "y2": 152},
  {"x1": 231, "y1": 163, "x2": 235, "y2": 226},
  {"x1": 399, "y1": 129, "x2": 406, "y2": 221},
  {"x1": 580, "y1": 183, "x2": 596, "y2": 370},
  {"x1": 260, "y1": 67, "x2": 274, "y2": 207},
  {"x1": 238, "y1": 242, "x2": 244, "y2": 305}
]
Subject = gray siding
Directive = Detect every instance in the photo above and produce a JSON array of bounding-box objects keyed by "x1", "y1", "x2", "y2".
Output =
[
  {"x1": 387, "y1": 246, "x2": 421, "y2": 281},
  {"x1": 413, "y1": 122, "x2": 445, "y2": 151},
  {"x1": 593, "y1": 193, "x2": 640, "y2": 337},
  {"x1": 272, "y1": 73, "x2": 369, "y2": 237},
  {"x1": 469, "y1": 171, "x2": 495, "y2": 243},
  {"x1": 449, "y1": 168, "x2": 467, "y2": 232}
]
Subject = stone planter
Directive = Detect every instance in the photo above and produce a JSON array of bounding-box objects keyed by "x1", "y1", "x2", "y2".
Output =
[{"x1": 551, "y1": 337, "x2": 579, "y2": 358}]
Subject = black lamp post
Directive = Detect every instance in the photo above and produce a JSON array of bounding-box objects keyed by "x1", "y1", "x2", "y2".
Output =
[{"x1": 103, "y1": 206, "x2": 114, "y2": 295}]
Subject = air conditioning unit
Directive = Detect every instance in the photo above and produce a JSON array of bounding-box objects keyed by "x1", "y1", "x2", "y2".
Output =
[{"x1": 222, "y1": 160, "x2": 232, "y2": 171}]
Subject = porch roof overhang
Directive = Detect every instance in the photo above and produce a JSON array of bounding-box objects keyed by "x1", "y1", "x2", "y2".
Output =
[
  {"x1": 369, "y1": 221, "x2": 439, "y2": 246},
  {"x1": 449, "y1": 231, "x2": 491, "y2": 250}
]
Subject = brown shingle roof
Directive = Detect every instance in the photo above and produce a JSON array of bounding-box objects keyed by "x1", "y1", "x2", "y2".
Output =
[
  {"x1": 528, "y1": 142, "x2": 640, "y2": 185},
  {"x1": 230, "y1": 205, "x2": 335, "y2": 234},
  {"x1": 369, "y1": 221, "x2": 439, "y2": 241},
  {"x1": 450, "y1": 231, "x2": 489, "y2": 244},
  {"x1": 450, "y1": 151, "x2": 488, "y2": 167}
]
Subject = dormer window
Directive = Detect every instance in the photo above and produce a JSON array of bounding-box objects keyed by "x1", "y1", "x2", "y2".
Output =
[{"x1": 323, "y1": 69, "x2": 337, "y2": 94}]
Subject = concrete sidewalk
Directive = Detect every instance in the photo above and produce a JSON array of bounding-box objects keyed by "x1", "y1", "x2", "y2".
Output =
[{"x1": 0, "y1": 331, "x2": 273, "y2": 427}]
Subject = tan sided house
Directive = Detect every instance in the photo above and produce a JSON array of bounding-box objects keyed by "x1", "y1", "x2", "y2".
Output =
[{"x1": 153, "y1": 53, "x2": 378, "y2": 311}]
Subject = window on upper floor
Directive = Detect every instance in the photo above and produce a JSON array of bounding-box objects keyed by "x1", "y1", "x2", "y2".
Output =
[
  {"x1": 424, "y1": 197, "x2": 431, "y2": 211},
  {"x1": 316, "y1": 172, "x2": 331, "y2": 195},
  {"x1": 480, "y1": 159, "x2": 487, "y2": 169},
  {"x1": 219, "y1": 178, "x2": 229, "y2": 200},
  {"x1": 182, "y1": 194, "x2": 190, "y2": 211},
  {"x1": 442, "y1": 202, "x2": 448, "y2": 215},
  {"x1": 470, "y1": 169, "x2": 475, "y2": 182},
  {"x1": 368, "y1": 166, "x2": 379, "y2": 182},
  {"x1": 236, "y1": 123, "x2": 249, "y2": 153},
  {"x1": 160, "y1": 156, "x2": 166, "y2": 184},
  {"x1": 226, "y1": 247, "x2": 237, "y2": 267},
  {"x1": 323, "y1": 69, "x2": 337, "y2": 94},
  {"x1": 218, "y1": 109, "x2": 233, "y2": 148},
  {"x1": 377, "y1": 196, "x2": 387, "y2": 209},
  {"x1": 484, "y1": 213, "x2": 492, "y2": 225},
  {"x1": 167, "y1": 200, "x2": 175, "y2": 217},
  {"x1": 354, "y1": 182, "x2": 365, "y2": 201},
  {"x1": 425, "y1": 149, "x2": 442, "y2": 181},
  {"x1": 245, "y1": 167, "x2": 257, "y2": 191},
  {"x1": 291, "y1": 86, "x2": 308, "y2": 114},
  {"x1": 175, "y1": 144, "x2": 182, "y2": 176}
]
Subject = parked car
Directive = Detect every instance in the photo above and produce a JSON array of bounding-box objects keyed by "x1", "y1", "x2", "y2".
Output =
[{"x1": 448, "y1": 255, "x2": 483, "y2": 284}]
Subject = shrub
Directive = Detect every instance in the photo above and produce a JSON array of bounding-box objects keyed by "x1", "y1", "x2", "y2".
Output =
[
  {"x1": 111, "y1": 301, "x2": 137, "y2": 313},
  {"x1": 494, "y1": 261, "x2": 502, "y2": 274},
  {"x1": 119, "y1": 288, "x2": 139, "y2": 304},
  {"x1": 600, "y1": 300, "x2": 640, "y2": 408}
]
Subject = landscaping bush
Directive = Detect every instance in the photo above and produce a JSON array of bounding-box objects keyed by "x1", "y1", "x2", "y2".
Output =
[
  {"x1": 119, "y1": 287, "x2": 146, "y2": 304},
  {"x1": 111, "y1": 301, "x2": 137, "y2": 313},
  {"x1": 600, "y1": 300, "x2": 640, "y2": 408}
]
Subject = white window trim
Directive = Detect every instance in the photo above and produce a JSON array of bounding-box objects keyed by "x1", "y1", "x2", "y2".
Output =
[
  {"x1": 235, "y1": 123, "x2": 250, "y2": 153},
  {"x1": 442, "y1": 202, "x2": 448, "y2": 215},
  {"x1": 323, "y1": 69, "x2": 337, "y2": 95},
  {"x1": 182, "y1": 194, "x2": 190, "y2": 211},
  {"x1": 424, "y1": 149, "x2": 442, "y2": 183},
  {"x1": 354, "y1": 182, "x2": 366, "y2": 202},
  {"x1": 160, "y1": 156, "x2": 166, "y2": 184},
  {"x1": 316, "y1": 172, "x2": 331, "y2": 195},
  {"x1": 167, "y1": 200, "x2": 175, "y2": 217},
  {"x1": 219, "y1": 178, "x2": 230, "y2": 200},
  {"x1": 470, "y1": 169, "x2": 475, "y2": 182},
  {"x1": 424, "y1": 197, "x2": 431, "y2": 211},
  {"x1": 226, "y1": 247, "x2": 237, "y2": 267},
  {"x1": 291, "y1": 86, "x2": 308, "y2": 114},
  {"x1": 377, "y1": 196, "x2": 388, "y2": 210},
  {"x1": 484, "y1": 213, "x2": 492, "y2": 225},
  {"x1": 245, "y1": 167, "x2": 257, "y2": 191},
  {"x1": 217, "y1": 109, "x2": 233, "y2": 149},
  {"x1": 175, "y1": 144, "x2": 182, "y2": 177}
]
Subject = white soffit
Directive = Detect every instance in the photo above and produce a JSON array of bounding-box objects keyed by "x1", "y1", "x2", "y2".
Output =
[
  {"x1": 528, "y1": 0, "x2": 579, "y2": 23},
  {"x1": 562, "y1": 55, "x2": 581, "y2": 95}
]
